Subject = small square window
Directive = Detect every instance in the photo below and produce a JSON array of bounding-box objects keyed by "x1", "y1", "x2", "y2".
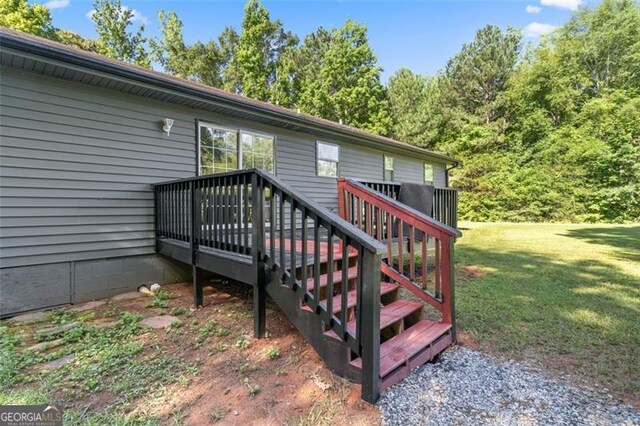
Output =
[
  {"x1": 317, "y1": 141, "x2": 339, "y2": 177},
  {"x1": 424, "y1": 163, "x2": 434, "y2": 184},
  {"x1": 384, "y1": 155, "x2": 394, "y2": 182}
]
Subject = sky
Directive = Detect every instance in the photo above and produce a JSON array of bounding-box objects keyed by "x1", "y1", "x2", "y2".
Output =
[{"x1": 44, "y1": 0, "x2": 589, "y2": 81}]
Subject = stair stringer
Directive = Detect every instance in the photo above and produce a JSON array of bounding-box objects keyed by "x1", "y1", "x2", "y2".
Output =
[{"x1": 263, "y1": 269, "x2": 362, "y2": 383}]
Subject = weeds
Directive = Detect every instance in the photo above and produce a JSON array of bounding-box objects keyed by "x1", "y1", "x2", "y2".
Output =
[
  {"x1": 146, "y1": 290, "x2": 171, "y2": 309},
  {"x1": 266, "y1": 345, "x2": 280, "y2": 360}
]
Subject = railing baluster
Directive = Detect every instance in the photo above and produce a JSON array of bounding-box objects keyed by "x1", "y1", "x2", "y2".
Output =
[
  {"x1": 341, "y1": 238, "x2": 349, "y2": 332},
  {"x1": 422, "y1": 234, "x2": 428, "y2": 290},
  {"x1": 326, "y1": 229, "x2": 334, "y2": 319},
  {"x1": 290, "y1": 200, "x2": 296, "y2": 287},
  {"x1": 409, "y1": 225, "x2": 415, "y2": 281},
  {"x1": 243, "y1": 176, "x2": 249, "y2": 254},
  {"x1": 435, "y1": 238, "x2": 441, "y2": 299},
  {"x1": 314, "y1": 224, "x2": 321, "y2": 310},
  {"x1": 269, "y1": 184, "x2": 276, "y2": 265},
  {"x1": 279, "y1": 190, "x2": 285, "y2": 269},
  {"x1": 301, "y1": 211, "x2": 308, "y2": 298},
  {"x1": 397, "y1": 218, "x2": 403, "y2": 275}
]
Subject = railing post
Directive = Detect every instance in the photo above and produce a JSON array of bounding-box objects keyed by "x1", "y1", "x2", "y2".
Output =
[
  {"x1": 251, "y1": 173, "x2": 266, "y2": 338},
  {"x1": 441, "y1": 236, "x2": 456, "y2": 342},
  {"x1": 337, "y1": 177, "x2": 346, "y2": 220},
  {"x1": 191, "y1": 180, "x2": 203, "y2": 308},
  {"x1": 359, "y1": 248, "x2": 381, "y2": 403}
]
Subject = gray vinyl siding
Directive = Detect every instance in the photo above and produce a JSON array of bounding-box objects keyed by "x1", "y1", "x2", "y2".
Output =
[
  {"x1": 0, "y1": 67, "x2": 196, "y2": 269},
  {"x1": 395, "y1": 157, "x2": 447, "y2": 187}
]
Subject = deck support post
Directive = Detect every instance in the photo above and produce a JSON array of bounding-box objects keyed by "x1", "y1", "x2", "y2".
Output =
[
  {"x1": 359, "y1": 249, "x2": 381, "y2": 403},
  {"x1": 193, "y1": 266, "x2": 204, "y2": 308},
  {"x1": 446, "y1": 237, "x2": 456, "y2": 343},
  {"x1": 251, "y1": 172, "x2": 266, "y2": 338},
  {"x1": 190, "y1": 180, "x2": 203, "y2": 308}
]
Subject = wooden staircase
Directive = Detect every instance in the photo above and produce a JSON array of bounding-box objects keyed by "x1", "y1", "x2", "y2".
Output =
[{"x1": 153, "y1": 169, "x2": 460, "y2": 403}]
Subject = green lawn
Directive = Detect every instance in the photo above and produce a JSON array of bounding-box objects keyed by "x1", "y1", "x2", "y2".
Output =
[{"x1": 455, "y1": 222, "x2": 640, "y2": 399}]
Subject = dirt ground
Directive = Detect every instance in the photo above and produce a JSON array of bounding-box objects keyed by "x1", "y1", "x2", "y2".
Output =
[{"x1": 6, "y1": 280, "x2": 381, "y2": 425}]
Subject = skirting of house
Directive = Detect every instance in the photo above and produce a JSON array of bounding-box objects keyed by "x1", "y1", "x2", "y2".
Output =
[{"x1": 0, "y1": 255, "x2": 190, "y2": 318}]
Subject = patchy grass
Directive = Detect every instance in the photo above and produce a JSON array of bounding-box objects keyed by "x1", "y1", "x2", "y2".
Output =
[
  {"x1": 0, "y1": 282, "x2": 379, "y2": 424},
  {"x1": 455, "y1": 222, "x2": 640, "y2": 402}
]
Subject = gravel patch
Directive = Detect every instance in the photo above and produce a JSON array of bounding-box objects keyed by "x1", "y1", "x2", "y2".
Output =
[{"x1": 379, "y1": 347, "x2": 640, "y2": 426}]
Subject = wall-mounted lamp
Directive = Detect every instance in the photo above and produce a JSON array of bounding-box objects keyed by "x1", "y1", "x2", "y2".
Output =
[{"x1": 162, "y1": 118, "x2": 174, "y2": 136}]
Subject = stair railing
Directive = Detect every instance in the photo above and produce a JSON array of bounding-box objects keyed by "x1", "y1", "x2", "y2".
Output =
[
  {"x1": 154, "y1": 170, "x2": 386, "y2": 402},
  {"x1": 337, "y1": 178, "x2": 461, "y2": 337},
  {"x1": 357, "y1": 179, "x2": 459, "y2": 229}
]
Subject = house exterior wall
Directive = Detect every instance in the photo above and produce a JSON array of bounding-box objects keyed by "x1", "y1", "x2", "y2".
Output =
[{"x1": 0, "y1": 66, "x2": 449, "y2": 316}]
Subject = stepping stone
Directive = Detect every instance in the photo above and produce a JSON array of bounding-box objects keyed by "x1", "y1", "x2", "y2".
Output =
[
  {"x1": 36, "y1": 322, "x2": 80, "y2": 338},
  {"x1": 140, "y1": 315, "x2": 179, "y2": 330},
  {"x1": 111, "y1": 291, "x2": 144, "y2": 301},
  {"x1": 10, "y1": 311, "x2": 48, "y2": 323},
  {"x1": 69, "y1": 300, "x2": 106, "y2": 312},
  {"x1": 26, "y1": 338, "x2": 65, "y2": 353},
  {"x1": 40, "y1": 354, "x2": 75, "y2": 371}
]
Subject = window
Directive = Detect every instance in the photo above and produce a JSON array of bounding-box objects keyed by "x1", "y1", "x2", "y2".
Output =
[
  {"x1": 199, "y1": 125, "x2": 238, "y2": 175},
  {"x1": 241, "y1": 131, "x2": 274, "y2": 172},
  {"x1": 317, "y1": 141, "x2": 339, "y2": 177},
  {"x1": 383, "y1": 155, "x2": 394, "y2": 181},
  {"x1": 424, "y1": 163, "x2": 434, "y2": 184},
  {"x1": 199, "y1": 123, "x2": 275, "y2": 175}
]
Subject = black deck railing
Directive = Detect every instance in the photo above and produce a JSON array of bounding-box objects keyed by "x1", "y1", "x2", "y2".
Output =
[
  {"x1": 357, "y1": 180, "x2": 459, "y2": 229},
  {"x1": 153, "y1": 169, "x2": 386, "y2": 402}
]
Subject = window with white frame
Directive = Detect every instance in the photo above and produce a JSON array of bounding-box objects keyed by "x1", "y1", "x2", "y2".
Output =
[
  {"x1": 241, "y1": 131, "x2": 274, "y2": 172},
  {"x1": 317, "y1": 141, "x2": 339, "y2": 177},
  {"x1": 424, "y1": 163, "x2": 434, "y2": 184},
  {"x1": 199, "y1": 123, "x2": 275, "y2": 175},
  {"x1": 383, "y1": 155, "x2": 394, "y2": 181}
]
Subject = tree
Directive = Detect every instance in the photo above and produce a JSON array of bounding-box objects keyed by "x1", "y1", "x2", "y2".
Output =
[
  {"x1": 90, "y1": 0, "x2": 150, "y2": 68},
  {"x1": 445, "y1": 25, "x2": 521, "y2": 124},
  {"x1": 55, "y1": 29, "x2": 98, "y2": 52},
  {"x1": 0, "y1": 0, "x2": 55, "y2": 38},
  {"x1": 151, "y1": 10, "x2": 192, "y2": 78},
  {"x1": 232, "y1": 0, "x2": 298, "y2": 103},
  {"x1": 297, "y1": 20, "x2": 391, "y2": 135}
]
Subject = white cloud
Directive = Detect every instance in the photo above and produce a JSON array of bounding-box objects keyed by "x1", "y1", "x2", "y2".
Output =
[
  {"x1": 525, "y1": 5, "x2": 542, "y2": 14},
  {"x1": 523, "y1": 22, "x2": 557, "y2": 37},
  {"x1": 85, "y1": 6, "x2": 148, "y2": 25},
  {"x1": 127, "y1": 8, "x2": 148, "y2": 25},
  {"x1": 44, "y1": 0, "x2": 69, "y2": 10},
  {"x1": 540, "y1": 0, "x2": 583, "y2": 11}
]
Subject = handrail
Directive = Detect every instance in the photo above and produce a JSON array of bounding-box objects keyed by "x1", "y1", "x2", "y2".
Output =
[
  {"x1": 342, "y1": 179, "x2": 461, "y2": 239},
  {"x1": 154, "y1": 169, "x2": 384, "y2": 402},
  {"x1": 337, "y1": 177, "x2": 458, "y2": 336},
  {"x1": 357, "y1": 179, "x2": 459, "y2": 230},
  {"x1": 153, "y1": 169, "x2": 386, "y2": 255}
]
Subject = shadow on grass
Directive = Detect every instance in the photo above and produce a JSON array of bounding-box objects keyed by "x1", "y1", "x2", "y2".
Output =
[
  {"x1": 455, "y1": 246, "x2": 640, "y2": 397},
  {"x1": 563, "y1": 225, "x2": 640, "y2": 262}
]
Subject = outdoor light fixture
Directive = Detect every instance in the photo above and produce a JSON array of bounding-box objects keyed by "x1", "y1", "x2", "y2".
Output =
[{"x1": 162, "y1": 118, "x2": 174, "y2": 136}]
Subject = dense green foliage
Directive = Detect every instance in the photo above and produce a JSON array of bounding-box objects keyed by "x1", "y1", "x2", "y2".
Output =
[
  {"x1": 390, "y1": 0, "x2": 640, "y2": 223},
  {"x1": 1, "y1": 0, "x2": 638, "y2": 222}
]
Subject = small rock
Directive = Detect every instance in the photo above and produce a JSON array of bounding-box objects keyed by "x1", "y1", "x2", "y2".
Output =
[
  {"x1": 138, "y1": 285, "x2": 153, "y2": 295},
  {"x1": 36, "y1": 322, "x2": 80, "y2": 338},
  {"x1": 10, "y1": 311, "x2": 48, "y2": 323},
  {"x1": 111, "y1": 291, "x2": 143, "y2": 301},
  {"x1": 234, "y1": 410, "x2": 239, "y2": 416},
  {"x1": 26, "y1": 338, "x2": 65, "y2": 352},
  {"x1": 40, "y1": 354, "x2": 75, "y2": 371},
  {"x1": 150, "y1": 283, "x2": 162, "y2": 293},
  {"x1": 69, "y1": 300, "x2": 106, "y2": 312},
  {"x1": 140, "y1": 315, "x2": 179, "y2": 329}
]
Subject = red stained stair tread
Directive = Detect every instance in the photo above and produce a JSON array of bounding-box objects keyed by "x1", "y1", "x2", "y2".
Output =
[
  {"x1": 306, "y1": 266, "x2": 358, "y2": 289},
  {"x1": 325, "y1": 299, "x2": 423, "y2": 338},
  {"x1": 323, "y1": 282, "x2": 399, "y2": 314},
  {"x1": 350, "y1": 320, "x2": 452, "y2": 376}
]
